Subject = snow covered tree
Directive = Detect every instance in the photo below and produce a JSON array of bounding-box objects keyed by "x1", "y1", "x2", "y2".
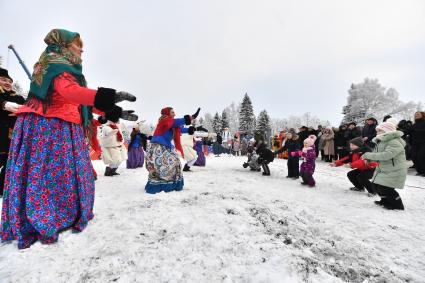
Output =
[
  {"x1": 198, "y1": 117, "x2": 204, "y2": 126},
  {"x1": 12, "y1": 81, "x2": 26, "y2": 97},
  {"x1": 221, "y1": 109, "x2": 229, "y2": 131},
  {"x1": 212, "y1": 112, "x2": 222, "y2": 133},
  {"x1": 202, "y1": 112, "x2": 214, "y2": 132},
  {"x1": 256, "y1": 110, "x2": 271, "y2": 134},
  {"x1": 223, "y1": 102, "x2": 240, "y2": 134},
  {"x1": 239, "y1": 93, "x2": 255, "y2": 133},
  {"x1": 342, "y1": 78, "x2": 418, "y2": 123}
]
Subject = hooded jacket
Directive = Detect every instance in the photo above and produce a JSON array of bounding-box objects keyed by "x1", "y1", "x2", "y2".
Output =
[{"x1": 362, "y1": 131, "x2": 407, "y2": 189}]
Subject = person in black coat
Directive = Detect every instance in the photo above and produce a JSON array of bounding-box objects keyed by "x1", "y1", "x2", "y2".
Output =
[
  {"x1": 361, "y1": 118, "x2": 377, "y2": 148},
  {"x1": 408, "y1": 112, "x2": 425, "y2": 176},
  {"x1": 344, "y1": 122, "x2": 361, "y2": 145},
  {"x1": 214, "y1": 132, "x2": 223, "y2": 156},
  {"x1": 334, "y1": 125, "x2": 348, "y2": 159},
  {"x1": 0, "y1": 68, "x2": 25, "y2": 197},
  {"x1": 298, "y1": 126, "x2": 308, "y2": 145},
  {"x1": 274, "y1": 132, "x2": 302, "y2": 179},
  {"x1": 398, "y1": 119, "x2": 413, "y2": 160}
]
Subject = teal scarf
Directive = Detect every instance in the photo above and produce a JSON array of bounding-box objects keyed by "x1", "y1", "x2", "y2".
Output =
[{"x1": 28, "y1": 29, "x2": 91, "y2": 126}]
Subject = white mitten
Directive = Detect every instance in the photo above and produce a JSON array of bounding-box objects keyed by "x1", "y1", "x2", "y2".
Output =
[{"x1": 4, "y1": 102, "x2": 21, "y2": 113}]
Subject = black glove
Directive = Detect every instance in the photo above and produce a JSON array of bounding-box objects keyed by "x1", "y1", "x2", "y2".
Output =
[
  {"x1": 188, "y1": 126, "x2": 195, "y2": 135},
  {"x1": 184, "y1": 115, "x2": 192, "y2": 125},
  {"x1": 104, "y1": 105, "x2": 138, "y2": 122},
  {"x1": 196, "y1": 126, "x2": 208, "y2": 132},
  {"x1": 192, "y1": 107, "x2": 201, "y2": 119},
  {"x1": 98, "y1": 116, "x2": 108, "y2": 124},
  {"x1": 115, "y1": 91, "x2": 137, "y2": 103},
  {"x1": 121, "y1": 110, "x2": 138, "y2": 121},
  {"x1": 94, "y1": 88, "x2": 137, "y2": 112}
]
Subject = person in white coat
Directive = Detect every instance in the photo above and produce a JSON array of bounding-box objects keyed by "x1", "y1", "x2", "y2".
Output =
[
  {"x1": 100, "y1": 120, "x2": 128, "y2": 176},
  {"x1": 181, "y1": 126, "x2": 197, "y2": 171}
]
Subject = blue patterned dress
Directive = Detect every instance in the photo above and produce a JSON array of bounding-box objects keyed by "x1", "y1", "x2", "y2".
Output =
[
  {"x1": 145, "y1": 118, "x2": 187, "y2": 194},
  {"x1": 1, "y1": 113, "x2": 95, "y2": 249}
]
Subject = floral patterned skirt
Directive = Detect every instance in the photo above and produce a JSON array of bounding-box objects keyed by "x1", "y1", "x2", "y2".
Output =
[
  {"x1": 1, "y1": 113, "x2": 95, "y2": 249},
  {"x1": 145, "y1": 143, "x2": 184, "y2": 194}
]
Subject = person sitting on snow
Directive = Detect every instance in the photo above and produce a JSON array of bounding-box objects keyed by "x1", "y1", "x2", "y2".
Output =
[
  {"x1": 330, "y1": 137, "x2": 378, "y2": 196},
  {"x1": 243, "y1": 131, "x2": 274, "y2": 176}
]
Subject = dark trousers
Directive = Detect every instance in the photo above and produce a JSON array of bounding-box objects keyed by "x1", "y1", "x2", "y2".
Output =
[
  {"x1": 374, "y1": 184, "x2": 404, "y2": 210},
  {"x1": 411, "y1": 144, "x2": 425, "y2": 174},
  {"x1": 287, "y1": 157, "x2": 299, "y2": 177},
  {"x1": 0, "y1": 153, "x2": 8, "y2": 196},
  {"x1": 300, "y1": 171, "x2": 315, "y2": 186},
  {"x1": 261, "y1": 163, "x2": 270, "y2": 175},
  {"x1": 347, "y1": 169, "x2": 375, "y2": 193}
]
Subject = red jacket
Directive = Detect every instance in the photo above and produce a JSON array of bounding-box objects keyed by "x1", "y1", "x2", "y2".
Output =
[
  {"x1": 18, "y1": 72, "x2": 103, "y2": 124},
  {"x1": 335, "y1": 152, "x2": 378, "y2": 171}
]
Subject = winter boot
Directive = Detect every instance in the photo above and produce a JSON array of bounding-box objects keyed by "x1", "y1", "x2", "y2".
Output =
[
  {"x1": 111, "y1": 168, "x2": 120, "y2": 176},
  {"x1": 104, "y1": 167, "x2": 113, "y2": 177},
  {"x1": 183, "y1": 164, "x2": 191, "y2": 172},
  {"x1": 383, "y1": 196, "x2": 405, "y2": 210},
  {"x1": 262, "y1": 172, "x2": 270, "y2": 176},
  {"x1": 243, "y1": 163, "x2": 249, "y2": 168},
  {"x1": 350, "y1": 187, "x2": 365, "y2": 192},
  {"x1": 374, "y1": 199, "x2": 385, "y2": 206}
]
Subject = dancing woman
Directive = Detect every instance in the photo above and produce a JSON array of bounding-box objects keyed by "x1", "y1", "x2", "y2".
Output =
[
  {"x1": 1, "y1": 29, "x2": 137, "y2": 249},
  {"x1": 145, "y1": 107, "x2": 200, "y2": 194}
]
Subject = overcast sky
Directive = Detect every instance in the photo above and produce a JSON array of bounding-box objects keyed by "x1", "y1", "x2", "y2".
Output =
[{"x1": 1, "y1": 0, "x2": 424, "y2": 124}]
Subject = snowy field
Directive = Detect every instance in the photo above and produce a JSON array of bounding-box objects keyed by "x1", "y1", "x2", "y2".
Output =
[{"x1": 1, "y1": 156, "x2": 425, "y2": 283}]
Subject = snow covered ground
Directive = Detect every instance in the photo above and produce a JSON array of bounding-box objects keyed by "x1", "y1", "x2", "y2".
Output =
[{"x1": 1, "y1": 156, "x2": 425, "y2": 283}]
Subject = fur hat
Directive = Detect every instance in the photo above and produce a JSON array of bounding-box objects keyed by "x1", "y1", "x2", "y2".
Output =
[
  {"x1": 376, "y1": 120, "x2": 398, "y2": 133},
  {"x1": 304, "y1": 134, "x2": 317, "y2": 147},
  {"x1": 0, "y1": 68, "x2": 13, "y2": 82},
  {"x1": 349, "y1": 137, "x2": 364, "y2": 147}
]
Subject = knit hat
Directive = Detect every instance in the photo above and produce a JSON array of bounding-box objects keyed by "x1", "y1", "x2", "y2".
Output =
[
  {"x1": 376, "y1": 120, "x2": 397, "y2": 133},
  {"x1": 304, "y1": 134, "x2": 317, "y2": 147},
  {"x1": 349, "y1": 137, "x2": 364, "y2": 147}
]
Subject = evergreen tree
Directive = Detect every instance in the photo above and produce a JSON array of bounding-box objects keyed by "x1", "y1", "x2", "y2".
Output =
[
  {"x1": 238, "y1": 93, "x2": 255, "y2": 133},
  {"x1": 212, "y1": 112, "x2": 222, "y2": 133},
  {"x1": 256, "y1": 110, "x2": 271, "y2": 134},
  {"x1": 221, "y1": 109, "x2": 229, "y2": 131}
]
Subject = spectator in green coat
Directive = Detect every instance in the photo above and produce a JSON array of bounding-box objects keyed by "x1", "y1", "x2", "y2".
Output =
[{"x1": 362, "y1": 118, "x2": 407, "y2": 210}]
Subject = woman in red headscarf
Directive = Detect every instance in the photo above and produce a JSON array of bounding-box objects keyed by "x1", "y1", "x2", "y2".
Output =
[{"x1": 145, "y1": 107, "x2": 200, "y2": 194}]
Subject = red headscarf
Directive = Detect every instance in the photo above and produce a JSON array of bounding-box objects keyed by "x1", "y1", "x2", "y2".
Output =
[{"x1": 153, "y1": 107, "x2": 184, "y2": 158}]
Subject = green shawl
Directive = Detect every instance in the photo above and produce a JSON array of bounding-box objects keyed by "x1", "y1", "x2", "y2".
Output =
[{"x1": 28, "y1": 29, "x2": 91, "y2": 125}]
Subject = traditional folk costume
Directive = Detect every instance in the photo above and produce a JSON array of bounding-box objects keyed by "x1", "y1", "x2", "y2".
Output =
[
  {"x1": 145, "y1": 107, "x2": 199, "y2": 194},
  {"x1": 1, "y1": 29, "x2": 137, "y2": 249}
]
